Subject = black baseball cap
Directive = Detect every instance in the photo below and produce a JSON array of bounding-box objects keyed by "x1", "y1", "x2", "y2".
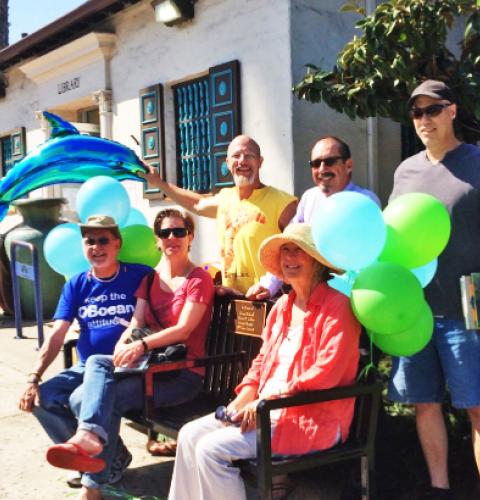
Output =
[{"x1": 408, "y1": 80, "x2": 455, "y2": 107}]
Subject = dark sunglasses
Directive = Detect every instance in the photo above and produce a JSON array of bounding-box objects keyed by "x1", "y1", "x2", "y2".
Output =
[
  {"x1": 309, "y1": 156, "x2": 345, "y2": 168},
  {"x1": 409, "y1": 103, "x2": 452, "y2": 119},
  {"x1": 84, "y1": 236, "x2": 111, "y2": 246},
  {"x1": 214, "y1": 405, "x2": 240, "y2": 426},
  {"x1": 156, "y1": 227, "x2": 188, "y2": 239}
]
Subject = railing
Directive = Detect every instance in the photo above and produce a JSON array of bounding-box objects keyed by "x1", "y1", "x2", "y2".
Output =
[{"x1": 9, "y1": 240, "x2": 44, "y2": 349}]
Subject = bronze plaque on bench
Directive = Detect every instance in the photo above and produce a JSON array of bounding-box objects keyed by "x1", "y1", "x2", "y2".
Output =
[{"x1": 231, "y1": 300, "x2": 268, "y2": 337}]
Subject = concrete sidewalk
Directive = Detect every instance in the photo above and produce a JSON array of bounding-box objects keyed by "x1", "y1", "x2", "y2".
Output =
[
  {"x1": 0, "y1": 317, "x2": 173, "y2": 500},
  {"x1": 0, "y1": 316, "x2": 340, "y2": 500}
]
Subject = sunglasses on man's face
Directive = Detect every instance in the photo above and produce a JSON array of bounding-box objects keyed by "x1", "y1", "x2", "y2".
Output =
[
  {"x1": 309, "y1": 156, "x2": 345, "y2": 169},
  {"x1": 156, "y1": 227, "x2": 189, "y2": 239},
  {"x1": 409, "y1": 103, "x2": 452, "y2": 120},
  {"x1": 84, "y1": 236, "x2": 112, "y2": 247}
]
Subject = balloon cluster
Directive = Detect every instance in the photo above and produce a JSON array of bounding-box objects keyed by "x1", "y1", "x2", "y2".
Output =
[
  {"x1": 312, "y1": 192, "x2": 451, "y2": 357},
  {"x1": 44, "y1": 176, "x2": 161, "y2": 278}
]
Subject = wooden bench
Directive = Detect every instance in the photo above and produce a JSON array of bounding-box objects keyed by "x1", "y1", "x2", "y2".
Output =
[
  {"x1": 63, "y1": 294, "x2": 271, "y2": 439},
  {"x1": 64, "y1": 294, "x2": 382, "y2": 499}
]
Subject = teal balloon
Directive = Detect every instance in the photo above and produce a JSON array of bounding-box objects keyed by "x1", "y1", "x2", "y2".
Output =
[
  {"x1": 411, "y1": 258, "x2": 438, "y2": 288},
  {"x1": 367, "y1": 301, "x2": 433, "y2": 356},
  {"x1": 328, "y1": 270, "x2": 358, "y2": 297},
  {"x1": 44, "y1": 223, "x2": 90, "y2": 277},
  {"x1": 351, "y1": 262, "x2": 424, "y2": 335},
  {"x1": 379, "y1": 193, "x2": 451, "y2": 268},
  {"x1": 77, "y1": 176, "x2": 131, "y2": 227},
  {"x1": 312, "y1": 192, "x2": 386, "y2": 270},
  {"x1": 122, "y1": 207, "x2": 148, "y2": 228},
  {"x1": 118, "y1": 225, "x2": 161, "y2": 268}
]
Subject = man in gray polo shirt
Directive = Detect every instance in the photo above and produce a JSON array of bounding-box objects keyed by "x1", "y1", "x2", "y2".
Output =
[{"x1": 388, "y1": 80, "x2": 480, "y2": 499}]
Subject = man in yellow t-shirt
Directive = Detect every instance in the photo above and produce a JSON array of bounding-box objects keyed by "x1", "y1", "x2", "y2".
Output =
[{"x1": 143, "y1": 135, "x2": 297, "y2": 294}]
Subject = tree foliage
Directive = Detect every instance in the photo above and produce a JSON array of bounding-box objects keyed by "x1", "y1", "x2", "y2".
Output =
[{"x1": 293, "y1": 0, "x2": 480, "y2": 142}]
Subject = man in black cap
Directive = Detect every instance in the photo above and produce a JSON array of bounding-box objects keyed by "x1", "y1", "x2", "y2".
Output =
[{"x1": 388, "y1": 80, "x2": 480, "y2": 499}]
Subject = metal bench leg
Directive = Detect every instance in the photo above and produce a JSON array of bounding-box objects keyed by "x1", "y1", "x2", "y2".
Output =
[{"x1": 361, "y1": 454, "x2": 375, "y2": 500}]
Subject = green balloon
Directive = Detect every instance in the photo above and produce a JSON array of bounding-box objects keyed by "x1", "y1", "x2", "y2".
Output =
[
  {"x1": 367, "y1": 301, "x2": 433, "y2": 356},
  {"x1": 379, "y1": 193, "x2": 451, "y2": 269},
  {"x1": 351, "y1": 262, "x2": 424, "y2": 335},
  {"x1": 118, "y1": 224, "x2": 161, "y2": 268}
]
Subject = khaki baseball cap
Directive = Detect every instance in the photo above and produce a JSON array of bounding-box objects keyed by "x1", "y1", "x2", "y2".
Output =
[{"x1": 79, "y1": 215, "x2": 121, "y2": 238}]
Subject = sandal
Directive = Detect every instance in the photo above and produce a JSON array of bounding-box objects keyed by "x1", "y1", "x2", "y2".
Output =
[
  {"x1": 146, "y1": 439, "x2": 177, "y2": 456},
  {"x1": 271, "y1": 475, "x2": 296, "y2": 500},
  {"x1": 46, "y1": 443, "x2": 105, "y2": 473}
]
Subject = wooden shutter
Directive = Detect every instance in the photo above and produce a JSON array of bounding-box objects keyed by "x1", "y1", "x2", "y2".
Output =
[
  {"x1": 139, "y1": 84, "x2": 166, "y2": 199},
  {"x1": 208, "y1": 60, "x2": 241, "y2": 193}
]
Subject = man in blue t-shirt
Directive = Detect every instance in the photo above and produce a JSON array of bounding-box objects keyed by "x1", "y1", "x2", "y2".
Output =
[{"x1": 18, "y1": 214, "x2": 151, "y2": 486}]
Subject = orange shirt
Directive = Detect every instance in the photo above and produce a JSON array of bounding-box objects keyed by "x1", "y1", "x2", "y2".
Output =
[{"x1": 236, "y1": 282, "x2": 360, "y2": 455}]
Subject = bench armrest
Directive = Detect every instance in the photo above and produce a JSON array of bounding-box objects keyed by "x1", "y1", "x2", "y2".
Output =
[
  {"x1": 255, "y1": 380, "x2": 383, "y2": 465},
  {"x1": 143, "y1": 350, "x2": 249, "y2": 420}
]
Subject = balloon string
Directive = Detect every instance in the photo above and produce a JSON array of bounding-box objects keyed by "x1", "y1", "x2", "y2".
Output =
[{"x1": 356, "y1": 332, "x2": 377, "y2": 382}]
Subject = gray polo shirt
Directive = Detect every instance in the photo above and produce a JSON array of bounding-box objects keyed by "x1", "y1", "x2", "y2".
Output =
[{"x1": 390, "y1": 143, "x2": 480, "y2": 319}]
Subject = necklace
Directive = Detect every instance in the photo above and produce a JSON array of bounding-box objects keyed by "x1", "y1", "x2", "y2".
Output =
[{"x1": 91, "y1": 264, "x2": 120, "y2": 283}]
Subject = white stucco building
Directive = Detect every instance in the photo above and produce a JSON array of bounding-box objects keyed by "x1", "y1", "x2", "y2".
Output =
[{"x1": 0, "y1": 0, "x2": 402, "y2": 264}]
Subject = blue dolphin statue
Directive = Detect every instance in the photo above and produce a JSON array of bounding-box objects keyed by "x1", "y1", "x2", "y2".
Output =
[{"x1": 0, "y1": 111, "x2": 149, "y2": 221}]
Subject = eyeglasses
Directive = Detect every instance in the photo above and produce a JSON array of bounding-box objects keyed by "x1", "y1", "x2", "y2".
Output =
[
  {"x1": 156, "y1": 227, "x2": 189, "y2": 239},
  {"x1": 309, "y1": 156, "x2": 345, "y2": 168},
  {"x1": 409, "y1": 103, "x2": 452, "y2": 119},
  {"x1": 84, "y1": 236, "x2": 111, "y2": 247}
]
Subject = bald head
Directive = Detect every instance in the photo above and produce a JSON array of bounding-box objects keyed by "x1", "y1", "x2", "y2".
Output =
[
  {"x1": 227, "y1": 135, "x2": 261, "y2": 157},
  {"x1": 226, "y1": 135, "x2": 263, "y2": 189}
]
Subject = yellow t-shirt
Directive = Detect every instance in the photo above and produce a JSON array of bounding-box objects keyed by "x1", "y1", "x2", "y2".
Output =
[{"x1": 216, "y1": 186, "x2": 296, "y2": 294}]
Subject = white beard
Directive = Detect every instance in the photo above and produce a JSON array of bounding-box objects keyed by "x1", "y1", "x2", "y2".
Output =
[{"x1": 234, "y1": 173, "x2": 255, "y2": 187}]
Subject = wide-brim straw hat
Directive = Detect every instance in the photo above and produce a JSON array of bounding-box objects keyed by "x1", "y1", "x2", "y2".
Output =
[{"x1": 259, "y1": 223, "x2": 344, "y2": 279}]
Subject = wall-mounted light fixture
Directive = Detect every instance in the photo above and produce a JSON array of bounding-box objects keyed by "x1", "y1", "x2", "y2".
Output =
[{"x1": 151, "y1": 0, "x2": 194, "y2": 27}]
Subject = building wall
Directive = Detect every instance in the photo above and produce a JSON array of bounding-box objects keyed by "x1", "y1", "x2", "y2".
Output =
[
  {"x1": 0, "y1": 0, "x2": 294, "y2": 264},
  {"x1": 290, "y1": 0, "x2": 401, "y2": 206}
]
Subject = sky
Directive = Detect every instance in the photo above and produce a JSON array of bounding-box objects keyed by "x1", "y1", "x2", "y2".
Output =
[{"x1": 8, "y1": 0, "x2": 87, "y2": 44}]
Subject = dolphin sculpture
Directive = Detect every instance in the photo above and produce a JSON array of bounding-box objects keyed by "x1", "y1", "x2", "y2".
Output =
[{"x1": 0, "y1": 111, "x2": 148, "y2": 221}]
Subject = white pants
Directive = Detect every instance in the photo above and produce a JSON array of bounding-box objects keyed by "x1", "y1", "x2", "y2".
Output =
[{"x1": 168, "y1": 413, "x2": 257, "y2": 500}]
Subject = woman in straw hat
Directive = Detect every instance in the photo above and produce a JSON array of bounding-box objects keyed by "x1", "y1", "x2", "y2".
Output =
[{"x1": 168, "y1": 223, "x2": 361, "y2": 500}]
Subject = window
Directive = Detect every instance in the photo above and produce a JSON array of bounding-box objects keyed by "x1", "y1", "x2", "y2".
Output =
[
  {"x1": 0, "y1": 127, "x2": 26, "y2": 177},
  {"x1": 139, "y1": 60, "x2": 241, "y2": 197},
  {"x1": 173, "y1": 75, "x2": 211, "y2": 192}
]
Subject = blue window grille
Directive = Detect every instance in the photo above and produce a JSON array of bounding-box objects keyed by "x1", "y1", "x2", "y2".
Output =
[
  {"x1": 174, "y1": 77, "x2": 211, "y2": 193},
  {"x1": 1, "y1": 135, "x2": 13, "y2": 176}
]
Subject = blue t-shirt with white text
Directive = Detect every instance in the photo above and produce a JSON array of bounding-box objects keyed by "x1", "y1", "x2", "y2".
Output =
[{"x1": 54, "y1": 262, "x2": 151, "y2": 362}]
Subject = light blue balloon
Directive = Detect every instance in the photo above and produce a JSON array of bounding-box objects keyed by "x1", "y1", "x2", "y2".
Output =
[
  {"x1": 77, "y1": 176, "x2": 131, "y2": 227},
  {"x1": 122, "y1": 207, "x2": 148, "y2": 227},
  {"x1": 44, "y1": 223, "x2": 90, "y2": 278},
  {"x1": 312, "y1": 192, "x2": 386, "y2": 271},
  {"x1": 411, "y1": 258, "x2": 438, "y2": 288},
  {"x1": 328, "y1": 270, "x2": 358, "y2": 297}
]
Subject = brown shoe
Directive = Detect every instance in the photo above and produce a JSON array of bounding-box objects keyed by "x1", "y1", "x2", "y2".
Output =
[{"x1": 146, "y1": 439, "x2": 177, "y2": 456}]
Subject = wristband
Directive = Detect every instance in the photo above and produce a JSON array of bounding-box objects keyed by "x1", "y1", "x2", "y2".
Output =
[
  {"x1": 27, "y1": 372, "x2": 42, "y2": 384},
  {"x1": 140, "y1": 338, "x2": 149, "y2": 353}
]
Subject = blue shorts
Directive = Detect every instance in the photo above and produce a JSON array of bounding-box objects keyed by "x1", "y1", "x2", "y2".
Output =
[{"x1": 388, "y1": 318, "x2": 480, "y2": 408}]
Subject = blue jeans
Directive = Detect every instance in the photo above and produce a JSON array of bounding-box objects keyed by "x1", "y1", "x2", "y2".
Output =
[
  {"x1": 388, "y1": 318, "x2": 480, "y2": 408},
  {"x1": 32, "y1": 363, "x2": 85, "y2": 443},
  {"x1": 72, "y1": 354, "x2": 204, "y2": 489}
]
